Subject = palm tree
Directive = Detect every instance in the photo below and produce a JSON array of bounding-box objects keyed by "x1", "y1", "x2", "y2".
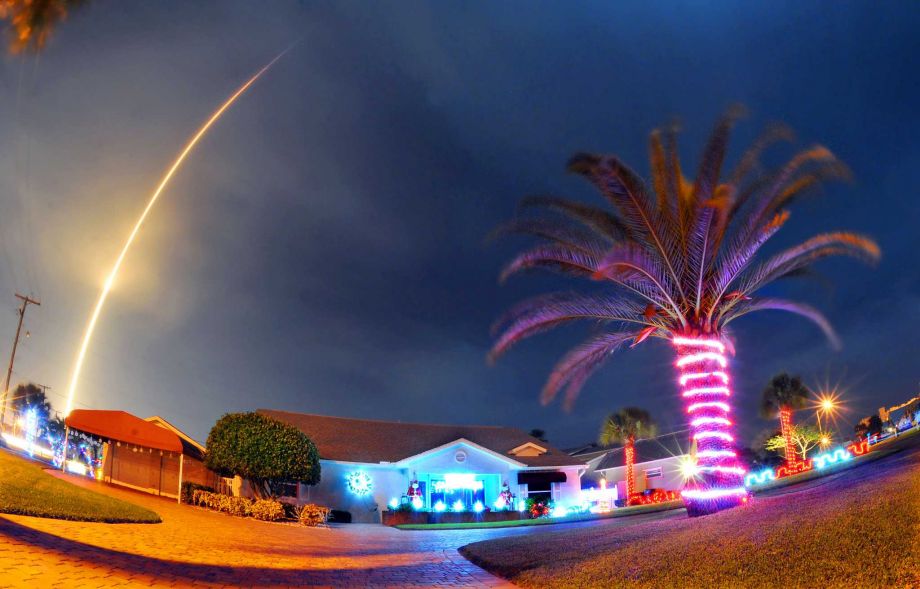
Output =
[
  {"x1": 0, "y1": 0, "x2": 87, "y2": 53},
  {"x1": 760, "y1": 373, "x2": 812, "y2": 464},
  {"x1": 490, "y1": 108, "x2": 879, "y2": 516},
  {"x1": 599, "y1": 408, "x2": 657, "y2": 505}
]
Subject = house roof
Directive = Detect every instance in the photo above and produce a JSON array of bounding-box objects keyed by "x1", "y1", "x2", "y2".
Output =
[
  {"x1": 571, "y1": 431, "x2": 691, "y2": 471},
  {"x1": 257, "y1": 409, "x2": 584, "y2": 468},
  {"x1": 145, "y1": 416, "x2": 206, "y2": 461},
  {"x1": 65, "y1": 410, "x2": 183, "y2": 453}
]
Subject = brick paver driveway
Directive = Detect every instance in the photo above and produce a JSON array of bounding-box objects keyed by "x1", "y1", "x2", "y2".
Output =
[{"x1": 0, "y1": 470, "x2": 681, "y2": 588}]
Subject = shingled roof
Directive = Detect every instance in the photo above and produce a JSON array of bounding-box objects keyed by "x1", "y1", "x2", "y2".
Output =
[
  {"x1": 258, "y1": 409, "x2": 584, "y2": 469},
  {"x1": 571, "y1": 431, "x2": 691, "y2": 471}
]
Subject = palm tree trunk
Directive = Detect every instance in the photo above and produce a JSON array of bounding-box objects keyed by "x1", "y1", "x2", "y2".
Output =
[
  {"x1": 624, "y1": 436, "x2": 636, "y2": 505},
  {"x1": 674, "y1": 336, "x2": 748, "y2": 517},
  {"x1": 779, "y1": 406, "x2": 797, "y2": 462}
]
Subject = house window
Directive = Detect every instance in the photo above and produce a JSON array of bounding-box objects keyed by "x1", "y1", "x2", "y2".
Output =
[
  {"x1": 522, "y1": 481, "x2": 552, "y2": 504},
  {"x1": 429, "y1": 475, "x2": 484, "y2": 511},
  {"x1": 274, "y1": 482, "x2": 299, "y2": 499},
  {"x1": 644, "y1": 467, "x2": 663, "y2": 480}
]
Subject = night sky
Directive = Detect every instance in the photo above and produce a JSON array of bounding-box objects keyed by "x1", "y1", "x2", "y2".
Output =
[{"x1": 0, "y1": 2, "x2": 917, "y2": 448}]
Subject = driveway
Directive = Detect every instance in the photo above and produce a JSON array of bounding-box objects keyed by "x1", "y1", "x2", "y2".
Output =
[{"x1": 0, "y1": 470, "x2": 682, "y2": 588}]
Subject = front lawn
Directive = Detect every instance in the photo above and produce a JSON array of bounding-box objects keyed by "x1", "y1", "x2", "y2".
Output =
[
  {"x1": 397, "y1": 501, "x2": 682, "y2": 530},
  {"x1": 461, "y1": 436, "x2": 920, "y2": 588},
  {"x1": 0, "y1": 449, "x2": 160, "y2": 523}
]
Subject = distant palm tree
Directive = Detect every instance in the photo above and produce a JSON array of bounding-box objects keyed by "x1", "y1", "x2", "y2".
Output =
[
  {"x1": 491, "y1": 108, "x2": 879, "y2": 515},
  {"x1": 0, "y1": 0, "x2": 87, "y2": 53},
  {"x1": 599, "y1": 407, "x2": 657, "y2": 505},
  {"x1": 760, "y1": 373, "x2": 812, "y2": 464}
]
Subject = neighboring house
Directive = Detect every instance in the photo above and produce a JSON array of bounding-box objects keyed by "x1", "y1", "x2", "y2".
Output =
[
  {"x1": 255, "y1": 409, "x2": 587, "y2": 523},
  {"x1": 64, "y1": 409, "x2": 218, "y2": 499},
  {"x1": 569, "y1": 432, "x2": 692, "y2": 499}
]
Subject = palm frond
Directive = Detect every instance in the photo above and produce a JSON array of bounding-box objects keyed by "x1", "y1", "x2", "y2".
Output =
[
  {"x1": 738, "y1": 232, "x2": 880, "y2": 296},
  {"x1": 723, "y1": 297, "x2": 840, "y2": 349},
  {"x1": 596, "y1": 243, "x2": 683, "y2": 320},
  {"x1": 519, "y1": 196, "x2": 628, "y2": 241},
  {"x1": 489, "y1": 293, "x2": 650, "y2": 362},
  {"x1": 540, "y1": 331, "x2": 634, "y2": 409},
  {"x1": 499, "y1": 244, "x2": 600, "y2": 283}
]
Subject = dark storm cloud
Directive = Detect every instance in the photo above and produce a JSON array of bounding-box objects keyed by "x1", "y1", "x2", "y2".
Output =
[{"x1": 0, "y1": 1, "x2": 917, "y2": 447}]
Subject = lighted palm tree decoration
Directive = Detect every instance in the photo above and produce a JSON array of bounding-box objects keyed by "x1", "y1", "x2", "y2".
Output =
[
  {"x1": 760, "y1": 373, "x2": 812, "y2": 464},
  {"x1": 599, "y1": 407, "x2": 657, "y2": 505},
  {"x1": 490, "y1": 108, "x2": 879, "y2": 516}
]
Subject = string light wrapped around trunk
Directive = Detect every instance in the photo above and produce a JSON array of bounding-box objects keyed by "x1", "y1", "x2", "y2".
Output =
[{"x1": 673, "y1": 336, "x2": 748, "y2": 516}]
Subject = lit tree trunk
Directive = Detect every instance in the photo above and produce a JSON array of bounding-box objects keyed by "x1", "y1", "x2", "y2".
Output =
[
  {"x1": 673, "y1": 336, "x2": 747, "y2": 517},
  {"x1": 779, "y1": 406, "x2": 797, "y2": 463},
  {"x1": 624, "y1": 435, "x2": 636, "y2": 506}
]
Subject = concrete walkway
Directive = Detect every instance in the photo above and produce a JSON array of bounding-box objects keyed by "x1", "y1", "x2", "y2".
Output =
[{"x1": 0, "y1": 470, "x2": 681, "y2": 588}]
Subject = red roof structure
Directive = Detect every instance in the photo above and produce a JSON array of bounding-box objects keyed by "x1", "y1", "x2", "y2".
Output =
[{"x1": 65, "y1": 409, "x2": 183, "y2": 453}]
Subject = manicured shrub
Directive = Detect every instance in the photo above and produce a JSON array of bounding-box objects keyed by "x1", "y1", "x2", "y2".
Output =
[
  {"x1": 298, "y1": 504, "x2": 331, "y2": 527},
  {"x1": 181, "y1": 482, "x2": 215, "y2": 504},
  {"x1": 205, "y1": 412, "x2": 321, "y2": 497},
  {"x1": 250, "y1": 498, "x2": 286, "y2": 521}
]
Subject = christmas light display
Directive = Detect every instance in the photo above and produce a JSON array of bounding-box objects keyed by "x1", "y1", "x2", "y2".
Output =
[
  {"x1": 434, "y1": 500, "x2": 446, "y2": 512},
  {"x1": 388, "y1": 498, "x2": 399, "y2": 509},
  {"x1": 847, "y1": 439, "x2": 871, "y2": 456},
  {"x1": 629, "y1": 489, "x2": 681, "y2": 505},
  {"x1": 813, "y1": 447, "x2": 852, "y2": 469},
  {"x1": 412, "y1": 496, "x2": 423, "y2": 510},
  {"x1": 625, "y1": 443, "x2": 636, "y2": 505},
  {"x1": 775, "y1": 459, "x2": 813, "y2": 477},
  {"x1": 688, "y1": 401, "x2": 731, "y2": 413},
  {"x1": 674, "y1": 337, "x2": 747, "y2": 515},
  {"x1": 452, "y1": 500, "x2": 465, "y2": 512},
  {"x1": 744, "y1": 468, "x2": 776, "y2": 487},
  {"x1": 473, "y1": 501, "x2": 485, "y2": 513},
  {"x1": 344, "y1": 470, "x2": 373, "y2": 496}
]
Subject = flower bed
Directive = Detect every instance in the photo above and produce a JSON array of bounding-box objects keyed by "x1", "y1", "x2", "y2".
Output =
[{"x1": 190, "y1": 490, "x2": 328, "y2": 526}]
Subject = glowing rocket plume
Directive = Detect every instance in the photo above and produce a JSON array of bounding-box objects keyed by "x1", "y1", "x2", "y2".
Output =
[{"x1": 64, "y1": 49, "x2": 290, "y2": 415}]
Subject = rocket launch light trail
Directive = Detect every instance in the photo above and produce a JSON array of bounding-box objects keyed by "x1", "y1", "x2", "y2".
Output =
[{"x1": 63, "y1": 49, "x2": 290, "y2": 415}]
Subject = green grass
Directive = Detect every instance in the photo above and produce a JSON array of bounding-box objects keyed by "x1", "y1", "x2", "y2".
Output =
[
  {"x1": 0, "y1": 449, "x2": 161, "y2": 523},
  {"x1": 396, "y1": 501, "x2": 683, "y2": 530},
  {"x1": 461, "y1": 435, "x2": 920, "y2": 588}
]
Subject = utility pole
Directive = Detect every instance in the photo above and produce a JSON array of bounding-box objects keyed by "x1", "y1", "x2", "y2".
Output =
[{"x1": 0, "y1": 293, "x2": 40, "y2": 426}]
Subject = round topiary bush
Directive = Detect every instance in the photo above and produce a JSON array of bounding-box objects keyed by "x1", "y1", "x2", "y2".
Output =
[{"x1": 205, "y1": 412, "x2": 320, "y2": 498}]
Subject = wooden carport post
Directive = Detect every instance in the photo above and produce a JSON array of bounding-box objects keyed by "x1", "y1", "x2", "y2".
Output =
[{"x1": 177, "y1": 454, "x2": 184, "y2": 504}]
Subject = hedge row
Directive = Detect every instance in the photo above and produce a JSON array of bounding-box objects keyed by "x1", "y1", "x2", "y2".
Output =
[{"x1": 190, "y1": 489, "x2": 328, "y2": 526}]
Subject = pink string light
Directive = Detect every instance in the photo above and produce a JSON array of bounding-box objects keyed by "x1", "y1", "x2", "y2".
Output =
[
  {"x1": 687, "y1": 401, "x2": 731, "y2": 413},
  {"x1": 694, "y1": 431, "x2": 734, "y2": 442},
  {"x1": 681, "y1": 487, "x2": 748, "y2": 500},
  {"x1": 691, "y1": 417, "x2": 732, "y2": 427},
  {"x1": 696, "y1": 450, "x2": 737, "y2": 459},
  {"x1": 679, "y1": 371, "x2": 730, "y2": 386},
  {"x1": 672, "y1": 337, "x2": 725, "y2": 352},
  {"x1": 682, "y1": 386, "x2": 731, "y2": 398},
  {"x1": 697, "y1": 466, "x2": 747, "y2": 476},
  {"x1": 676, "y1": 352, "x2": 727, "y2": 368}
]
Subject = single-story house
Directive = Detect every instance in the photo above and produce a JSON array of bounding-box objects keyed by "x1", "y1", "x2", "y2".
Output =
[
  {"x1": 254, "y1": 409, "x2": 588, "y2": 523},
  {"x1": 569, "y1": 432, "x2": 692, "y2": 499},
  {"x1": 64, "y1": 409, "x2": 218, "y2": 500}
]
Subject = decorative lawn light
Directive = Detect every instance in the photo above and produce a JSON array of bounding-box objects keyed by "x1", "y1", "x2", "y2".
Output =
[
  {"x1": 434, "y1": 500, "x2": 446, "y2": 512},
  {"x1": 493, "y1": 496, "x2": 507, "y2": 510},
  {"x1": 388, "y1": 498, "x2": 399, "y2": 510},
  {"x1": 847, "y1": 439, "x2": 870, "y2": 456},
  {"x1": 744, "y1": 468, "x2": 776, "y2": 487},
  {"x1": 776, "y1": 459, "x2": 813, "y2": 478},
  {"x1": 473, "y1": 501, "x2": 485, "y2": 513},
  {"x1": 345, "y1": 470, "x2": 374, "y2": 496},
  {"x1": 411, "y1": 496, "x2": 423, "y2": 510},
  {"x1": 813, "y1": 447, "x2": 852, "y2": 469},
  {"x1": 452, "y1": 500, "x2": 465, "y2": 512}
]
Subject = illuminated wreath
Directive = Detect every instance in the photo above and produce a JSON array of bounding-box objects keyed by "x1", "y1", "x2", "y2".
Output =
[{"x1": 345, "y1": 470, "x2": 374, "y2": 496}]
